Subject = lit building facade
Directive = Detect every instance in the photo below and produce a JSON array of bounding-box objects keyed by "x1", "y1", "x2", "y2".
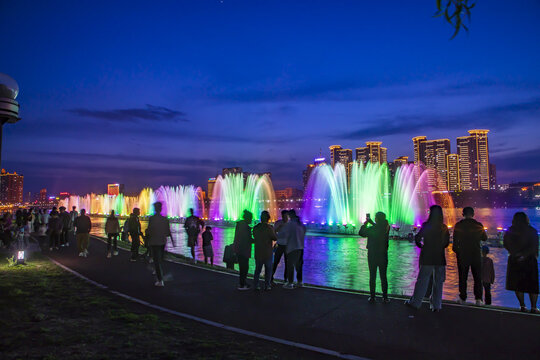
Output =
[
  {"x1": 207, "y1": 177, "x2": 217, "y2": 200},
  {"x1": 393, "y1": 156, "x2": 409, "y2": 167},
  {"x1": 0, "y1": 169, "x2": 24, "y2": 204},
  {"x1": 355, "y1": 141, "x2": 387, "y2": 164},
  {"x1": 329, "y1": 145, "x2": 342, "y2": 168},
  {"x1": 412, "y1": 136, "x2": 427, "y2": 165},
  {"x1": 457, "y1": 129, "x2": 491, "y2": 190},
  {"x1": 107, "y1": 183, "x2": 124, "y2": 196},
  {"x1": 222, "y1": 167, "x2": 243, "y2": 177},
  {"x1": 446, "y1": 153, "x2": 460, "y2": 191}
]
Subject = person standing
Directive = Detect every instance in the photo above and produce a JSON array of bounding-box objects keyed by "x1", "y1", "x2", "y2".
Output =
[
  {"x1": 253, "y1": 211, "x2": 277, "y2": 290},
  {"x1": 359, "y1": 212, "x2": 390, "y2": 303},
  {"x1": 146, "y1": 202, "x2": 176, "y2": 287},
  {"x1": 503, "y1": 212, "x2": 539, "y2": 313},
  {"x1": 127, "y1": 208, "x2": 143, "y2": 262},
  {"x1": 406, "y1": 205, "x2": 450, "y2": 312},
  {"x1": 69, "y1": 206, "x2": 78, "y2": 235},
  {"x1": 184, "y1": 208, "x2": 204, "y2": 262},
  {"x1": 452, "y1": 207, "x2": 487, "y2": 305},
  {"x1": 74, "y1": 209, "x2": 92, "y2": 257},
  {"x1": 47, "y1": 210, "x2": 62, "y2": 251},
  {"x1": 105, "y1": 210, "x2": 120, "y2": 258},
  {"x1": 481, "y1": 245, "x2": 495, "y2": 305},
  {"x1": 282, "y1": 210, "x2": 306, "y2": 289},
  {"x1": 58, "y1": 206, "x2": 72, "y2": 247},
  {"x1": 272, "y1": 210, "x2": 289, "y2": 284},
  {"x1": 202, "y1": 226, "x2": 214, "y2": 265},
  {"x1": 233, "y1": 210, "x2": 254, "y2": 290}
]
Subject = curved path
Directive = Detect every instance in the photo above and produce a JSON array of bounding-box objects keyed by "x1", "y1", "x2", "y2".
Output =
[{"x1": 43, "y1": 235, "x2": 538, "y2": 360}]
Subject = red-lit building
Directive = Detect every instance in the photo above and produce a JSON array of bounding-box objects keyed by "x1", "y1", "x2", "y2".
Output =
[
  {"x1": 107, "y1": 183, "x2": 125, "y2": 196},
  {"x1": 0, "y1": 169, "x2": 24, "y2": 204}
]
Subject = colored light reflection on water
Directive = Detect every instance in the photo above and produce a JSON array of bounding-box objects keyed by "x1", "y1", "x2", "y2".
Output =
[{"x1": 90, "y1": 207, "x2": 539, "y2": 309}]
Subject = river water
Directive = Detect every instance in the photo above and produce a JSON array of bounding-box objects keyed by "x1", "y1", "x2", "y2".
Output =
[{"x1": 90, "y1": 207, "x2": 540, "y2": 308}]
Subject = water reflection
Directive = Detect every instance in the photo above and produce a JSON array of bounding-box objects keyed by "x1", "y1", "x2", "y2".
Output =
[{"x1": 90, "y1": 207, "x2": 539, "y2": 309}]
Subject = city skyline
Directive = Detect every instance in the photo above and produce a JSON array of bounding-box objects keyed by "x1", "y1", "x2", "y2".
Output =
[{"x1": 1, "y1": 1, "x2": 540, "y2": 194}]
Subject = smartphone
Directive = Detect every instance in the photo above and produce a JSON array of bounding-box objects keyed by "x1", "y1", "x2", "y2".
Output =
[{"x1": 366, "y1": 213, "x2": 371, "y2": 220}]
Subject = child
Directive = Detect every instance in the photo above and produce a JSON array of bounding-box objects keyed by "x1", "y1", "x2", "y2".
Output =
[
  {"x1": 202, "y1": 226, "x2": 214, "y2": 265},
  {"x1": 481, "y1": 245, "x2": 495, "y2": 305}
]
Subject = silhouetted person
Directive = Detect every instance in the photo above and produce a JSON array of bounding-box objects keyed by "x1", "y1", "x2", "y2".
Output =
[
  {"x1": 147, "y1": 202, "x2": 176, "y2": 287},
  {"x1": 481, "y1": 245, "x2": 495, "y2": 305},
  {"x1": 503, "y1": 212, "x2": 539, "y2": 313},
  {"x1": 359, "y1": 212, "x2": 390, "y2": 303},
  {"x1": 233, "y1": 210, "x2": 254, "y2": 290},
  {"x1": 127, "y1": 208, "x2": 143, "y2": 261},
  {"x1": 272, "y1": 210, "x2": 289, "y2": 284},
  {"x1": 282, "y1": 210, "x2": 306, "y2": 289},
  {"x1": 184, "y1": 208, "x2": 204, "y2": 262},
  {"x1": 70, "y1": 206, "x2": 78, "y2": 234},
  {"x1": 47, "y1": 210, "x2": 62, "y2": 251},
  {"x1": 453, "y1": 207, "x2": 487, "y2": 305},
  {"x1": 74, "y1": 209, "x2": 92, "y2": 257},
  {"x1": 105, "y1": 210, "x2": 120, "y2": 258},
  {"x1": 202, "y1": 226, "x2": 214, "y2": 265},
  {"x1": 406, "y1": 205, "x2": 450, "y2": 312},
  {"x1": 58, "y1": 206, "x2": 71, "y2": 247},
  {"x1": 253, "y1": 211, "x2": 277, "y2": 290}
]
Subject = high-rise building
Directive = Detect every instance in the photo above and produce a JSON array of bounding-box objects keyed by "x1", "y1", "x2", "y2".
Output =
[
  {"x1": 425, "y1": 139, "x2": 451, "y2": 189},
  {"x1": 222, "y1": 167, "x2": 243, "y2": 177},
  {"x1": 329, "y1": 145, "x2": 342, "y2": 168},
  {"x1": 207, "y1": 177, "x2": 217, "y2": 199},
  {"x1": 394, "y1": 156, "x2": 409, "y2": 167},
  {"x1": 107, "y1": 183, "x2": 124, "y2": 196},
  {"x1": 336, "y1": 148, "x2": 353, "y2": 168},
  {"x1": 39, "y1": 188, "x2": 47, "y2": 202},
  {"x1": 355, "y1": 141, "x2": 387, "y2": 164},
  {"x1": 0, "y1": 169, "x2": 24, "y2": 204},
  {"x1": 303, "y1": 156, "x2": 328, "y2": 190},
  {"x1": 446, "y1": 154, "x2": 460, "y2": 191},
  {"x1": 489, "y1": 163, "x2": 497, "y2": 190},
  {"x1": 412, "y1": 136, "x2": 427, "y2": 165},
  {"x1": 457, "y1": 129, "x2": 491, "y2": 190}
]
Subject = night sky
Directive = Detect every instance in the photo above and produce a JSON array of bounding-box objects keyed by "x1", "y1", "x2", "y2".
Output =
[{"x1": 1, "y1": 0, "x2": 539, "y2": 195}]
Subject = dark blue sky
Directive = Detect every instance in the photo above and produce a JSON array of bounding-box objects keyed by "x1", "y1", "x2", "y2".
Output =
[{"x1": 1, "y1": 0, "x2": 540, "y2": 195}]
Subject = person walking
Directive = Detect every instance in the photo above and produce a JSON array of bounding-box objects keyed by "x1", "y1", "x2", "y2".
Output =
[
  {"x1": 202, "y1": 226, "x2": 214, "y2": 265},
  {"x1": 452, "y1": 207, "x2": 487, "y2": 305},
  {"x1": 58, "y1": 206, "x2": 72, "y2": 247},
  {"x1": 105, "y1": 210, "x2": 120, "y2": 258},
  {"x1": 503, "y1": 212, "x2": 539, "y2": 313},
  {"x1": 481, "y1": 245, "x2": 495, "y2": 305},
  {"x1": 406, "y1": 205, "x2": 450, "y2": 312},
  {"x1": 272, "y1": 210, "x2": 289, "y2": 285},
  {"x1": 74, "y1": 209, "x2": 92, "y2": 257},
  {"x1": 282, "y1": 210, "x2": 306, "y2": 289},
  {"x1": 69, "y1": 206, "x2": 78, "y2": 235},
  {"x1": 126, "y1": 208, "x2": 143, "y2": 261},
  {"x1": 184, "y1": 208, "x2": 204, "y2": 262},
  {"x1": 146, "y1": 202, "x2": 176, "y2": 287},
  {"x1": 359, "y1": 212, "x2": 390, "y2": 303},
  {"x1": 233, "y1": 210, "x2": 254, "y2": 290},
  {"x1": 47, "y1": 210, "x2": 62, "y2": 251},
  {"x1": 253, "y1": 211, "x2": 277, "y2": 291}
]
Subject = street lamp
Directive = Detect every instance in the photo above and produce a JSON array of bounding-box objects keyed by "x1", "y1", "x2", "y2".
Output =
[{"x1": 0, "y1": 73, "x2": 21, "y2": 169}]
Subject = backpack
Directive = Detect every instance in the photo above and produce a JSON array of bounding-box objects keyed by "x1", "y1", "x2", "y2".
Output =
[{"x1": 223, "y1": 244, "x2": 237, "y2": 264}]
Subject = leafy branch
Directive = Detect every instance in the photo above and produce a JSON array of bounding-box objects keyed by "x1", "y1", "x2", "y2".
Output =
[{"x1": 435, "y1": 0, "x2": 476, "y2": 39}]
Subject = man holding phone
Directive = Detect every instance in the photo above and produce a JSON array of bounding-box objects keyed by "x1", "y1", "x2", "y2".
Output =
[{"x1": 359, "y1": 212, "x2": 391, "y2": 303}]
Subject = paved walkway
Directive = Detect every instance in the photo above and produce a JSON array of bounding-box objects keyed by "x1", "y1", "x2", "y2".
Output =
[{"x1": 41, "y1": 235, "x2": 538, "y2": 360}]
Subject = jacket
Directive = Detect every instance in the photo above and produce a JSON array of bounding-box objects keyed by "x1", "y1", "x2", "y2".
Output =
[
  {"x1": 105, "y1": 216, "x2": 121, "y2": 234},
  {"x1": 358, "y1": 221, "x2": 390, "y2": 258},
  {"x1": 74, "y1": 215, "x2": 92, "y2": 234},
  {"x1": 452, "y1": 218, "x2": 487, "y2": 260},
  {"x1": 253, "y1": 223, "x2": 277, "y2": 261},
  {"x1": 233, "y1": 220, "x2": 253, "y2": 258},
  {"x1": 146, "y1": 214, "x2": 172, "y2": 246},
  {"x1": 415, "y1": 222, "x2": 450, "y2": 266},
  {"x1": 282, "y1": 219, "x2": 306, "y2": 254}
]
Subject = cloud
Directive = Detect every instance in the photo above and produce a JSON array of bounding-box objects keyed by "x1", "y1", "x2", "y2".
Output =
[{"x1": 66, "y1": 104, "x2": 188, "y2": 122}]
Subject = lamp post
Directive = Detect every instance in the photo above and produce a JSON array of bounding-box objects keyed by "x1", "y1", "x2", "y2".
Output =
[{"x1": 0, "y1": 73, "x2": 21, "y2": 169}]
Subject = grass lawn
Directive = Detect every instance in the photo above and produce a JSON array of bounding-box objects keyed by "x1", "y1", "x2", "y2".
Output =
[{"x1": 0, "y1": 251, "x2": 332, "y2": 360}]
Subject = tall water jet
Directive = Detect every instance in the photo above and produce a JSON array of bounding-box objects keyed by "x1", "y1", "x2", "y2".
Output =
[
  {"x1": 303, "y1": 162, "x2": 455, "y2": 227},
  {"x1": 209, "y1": 173, "x2": 277, "y2": 221}
]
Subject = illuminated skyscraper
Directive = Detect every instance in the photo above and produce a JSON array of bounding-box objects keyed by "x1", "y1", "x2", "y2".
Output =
[
  {"x1": 208, "y1": 177, "x2": 217, "y2": 200},
  {"x1": 355, "y1": 141, "x2": 387, "y2": 164},
  {"x1": 412, "y1": 136, "x2": 427, "y2": 165},
  {"x1": 222, "y1": 167, "x2": 243, "y2": 177},
  {"x1": 303, "y1": 156, "x2": 327, "y2": 190},
  {"x1": 446, "y1": 154, "x2": 460, "y2": 191},
  {"x1": 329, "y1": 145, "x2": 342, "y2": 168},
  {"x1": 107, "y1": 183, "x2": 124, "y2": 196},
  {"x1": 337, "y1": 148, "x2": 353, "y2": 168},
  {"x1": 457, "y1": 129, "x2": 491, "y2": 190},
  {"x1": 393, "y1": 156, "x2": 409, "y2": 167},
  {"x1": 39, "y1": 188, "x2": 47, "y2": 202},
  {"x1": 0, "y1": 169, "x2": 23, "y2": 204}
]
